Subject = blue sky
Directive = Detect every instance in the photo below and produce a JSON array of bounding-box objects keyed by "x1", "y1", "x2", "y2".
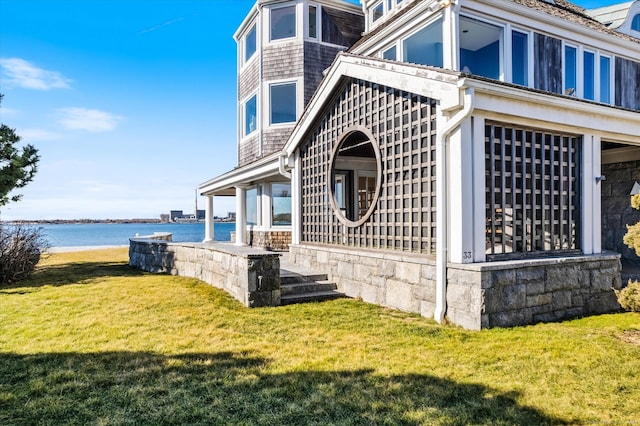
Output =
[{"x1": 0, "y1": 0, "x2": 622, "y2": 220}]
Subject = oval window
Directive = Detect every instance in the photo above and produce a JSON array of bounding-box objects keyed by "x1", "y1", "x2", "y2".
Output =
[{"x1": 329, "y1": 127, "x2": 382, "y2": 227}]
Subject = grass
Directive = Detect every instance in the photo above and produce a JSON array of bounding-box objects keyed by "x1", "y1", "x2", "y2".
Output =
[{"x1": 1, "y1": 248, "x2": 639, "y2": 425}]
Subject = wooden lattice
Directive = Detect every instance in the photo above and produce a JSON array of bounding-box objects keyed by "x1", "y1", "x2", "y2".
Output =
[
  {"x1": 485, "y1": 122, "x2": 581, "y2": 260},
  {"x1": 299, "y1": 78, "x2": 438, "y2": 254}
]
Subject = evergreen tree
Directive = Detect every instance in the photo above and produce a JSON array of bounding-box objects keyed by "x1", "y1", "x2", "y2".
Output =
[{"x1": 0, "y1": 94, "x2": 40, "y2": 208}]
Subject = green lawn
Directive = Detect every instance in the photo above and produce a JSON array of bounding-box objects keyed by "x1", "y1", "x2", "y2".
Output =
[{"x1": 1, "y1": 248, "x2": 639, "y2": 425}]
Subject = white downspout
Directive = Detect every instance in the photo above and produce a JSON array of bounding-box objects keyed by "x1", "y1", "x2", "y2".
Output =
[
  {"x1": 279, "y1": 153, "x2": 291, "y2": 179},
  {"x1": 434, "y1": 86, "x2": 475, "y2": 324}
]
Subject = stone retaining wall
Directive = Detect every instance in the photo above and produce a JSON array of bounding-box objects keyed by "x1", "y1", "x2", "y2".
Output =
[
  {"x1": 289, "y1": 244, "x2": 622, "y2": 329},
  {"x1": 230, "y1": 230, "x2": 292, "y2": 251},
  {"x1": 129, "y1": 239, "x2": 281, "y2": 307}
]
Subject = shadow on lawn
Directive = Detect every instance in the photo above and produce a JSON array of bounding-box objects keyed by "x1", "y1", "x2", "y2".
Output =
[
  {"x1": 0, "y1": 351, "x2": 569, "y2": 425},
  {"x1": 0, "y1": 261, "x2": 143, "y2": 290}
]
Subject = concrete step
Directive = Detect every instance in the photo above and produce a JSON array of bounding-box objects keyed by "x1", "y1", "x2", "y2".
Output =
[
  {"x1": 280, "y1": 272, "x2": 329, "y2": 284},
  {"x1": 281, "y1": 281, "x2": 337, "y2": 295},
  {"x1": 280, "y1": 290, "x2": 346, "y2": 305}
]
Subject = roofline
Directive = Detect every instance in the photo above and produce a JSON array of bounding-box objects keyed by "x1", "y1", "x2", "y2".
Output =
[{"x1": 198, "y1": 152, "x2": 282, "y2": 196}]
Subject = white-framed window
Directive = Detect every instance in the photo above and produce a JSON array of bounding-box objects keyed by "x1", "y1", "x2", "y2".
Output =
[
  {"x1": 371, "y1": 1, "x2": 384, "y2": 25},
  {"x1": 270, "y1": 4, "x2": 296, "y2": 41},
  {"x1": 308, "y1": 4, "x2": 318, "y2": 39},
  {"x1": 599, "y1": 55, "x2": 612, "y2": 104},
  {"x1": 246, "y1": 186, "x2": 259, "y2": 226},
  {"x1": 271, "y1": 182, "x2": 292, "y2": 226},
  {"x1": 583, "y1": 49, "x2": 595, "y2": 101},
  {"x1": 459, "y1": 16, "x2": 503, "y2": 80},
  {"x1": 382, "y1": 45, "x2": 397, "y2": 60},
  {"x1": 270, "y1": 82, "x2": 297, "y2": 125},
  {"x1": 402, "y1": 18, "x2": 443, "y2": 68},
  {"x1": 511, "y1": 29, "x2": 529, "y2": 86},
  {"x1": 563, "y1": 44, "x2": 577, "y2": 96},
  {"x1": 243, "y1": 93, "x2": 258, "y2": 137},
  {"x1": 244, "y1": 23, "x2": 257, "y2": 63}
]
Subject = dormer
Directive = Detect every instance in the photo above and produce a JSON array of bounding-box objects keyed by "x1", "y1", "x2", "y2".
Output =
[{"x1": 587, "y1": 0, "x2": 640, "y2": 38}]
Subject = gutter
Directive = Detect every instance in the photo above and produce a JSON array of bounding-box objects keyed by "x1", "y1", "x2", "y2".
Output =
[
  {"x1": 279, "y1": 153, "x2": 291, "y2": 179},
  {"x1": 434, "y1": 85, "x2": 475, "y2": 324}
]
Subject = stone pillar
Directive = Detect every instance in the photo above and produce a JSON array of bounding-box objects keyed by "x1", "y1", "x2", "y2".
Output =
[
  {"x1": 203, "y1": 195, "x2": 215, "y2": 243},
  {"x1": 236, "y1": 186, "x2": 247, "y2": 246}
]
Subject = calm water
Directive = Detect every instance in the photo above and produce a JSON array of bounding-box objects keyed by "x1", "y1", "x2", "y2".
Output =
[{"x1": 32, "y1": 222, "x2": 234, "y2": 247}]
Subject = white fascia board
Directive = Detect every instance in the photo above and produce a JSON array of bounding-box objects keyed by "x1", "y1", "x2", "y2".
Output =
[
  {"x1": 467, "y1": 0, "x2": 640, "y2": 58},
  {"x1": 234, "y1": 3, "x2": 259, "y2": 41},
  {"x1": 284, "y1": 54, "x2": 460, "y2": 157},
  {"x1": 198, "y1": 153, "x2": 282, "y2": 196},
  {"x1": 467, "y1": 79, "x2": 640, "y2": 145}
]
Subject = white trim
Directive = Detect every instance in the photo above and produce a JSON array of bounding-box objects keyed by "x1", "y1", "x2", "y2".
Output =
[
  {"x1": 266, "y1": 2, "x2": 298, "y2": 44},
  {"x1": 264, "y1": 77, "x2": 303, "y2": 128},
  {"x1": 471, "y1": 115, "x2": 487, "y2": 262}
]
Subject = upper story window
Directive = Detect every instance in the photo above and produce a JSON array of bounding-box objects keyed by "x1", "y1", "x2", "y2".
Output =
[
  {"x1": 459, "y1": 16, "x2": 502, "y2": 80},
  {"x1": 243, "y1": 94, "x2": 258, "y2": 137},
  {"x1": 308, "y1": 5, "x2": 317, "y2": 39},
  {"x1": 403, "y1": 18, "x2": 443, "y2": 68},
  {"x1": 583, "y1": 50, "x2": 595, "y2": 101},
  {"x1": 511, "y1": 30, "x2": 528, "y2": 86},
  {"x1": 600, "y1": 55, "x2": 611, "y2": 104},
  {"x1": 270, "y1": 82, "x2": 297, "y2": 124},
  {"x1": 271, "y1": 5, "x2": 296, "y2": 41},
  {"x1": 244, "y1": 24, "x2": 257, "y2": 63},
  {"x1": 372, "y1": 1, "x2": 384, "y2": 24},
  {"x1": 564, "y1": 45, "x2": 577, "y2": 96},
  {"x1": 632, "y1": 14, "x2": 640, "y2": 31}
]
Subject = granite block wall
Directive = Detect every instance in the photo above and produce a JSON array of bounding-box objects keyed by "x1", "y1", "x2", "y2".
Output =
[
  {"x1": 289, "y1": 244, "x2": 622, "y2": 330},
  {"x1": 129, "y1": 239, "x2": 281, "y2": 307}
]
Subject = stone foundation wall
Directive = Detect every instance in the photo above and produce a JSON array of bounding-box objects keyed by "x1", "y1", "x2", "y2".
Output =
[
  {"x1": 602, "y1": 160, "x2": 640, "y2": 264},
  {"x1": 289, "y1": 244, "x2": 622, "y2": 329},
  {"x1": 129, "y1": 239, "x2": 281, "y2": 307}
]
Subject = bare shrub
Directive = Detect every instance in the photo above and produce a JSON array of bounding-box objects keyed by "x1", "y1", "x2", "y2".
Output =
[{"x1": 0, "y1": 224, "x2": 48, "y2": 285}]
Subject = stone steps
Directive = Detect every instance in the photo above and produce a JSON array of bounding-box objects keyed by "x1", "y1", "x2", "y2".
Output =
[{"x1": 279, "y1": 271, "x2": 345, "y2": 305}]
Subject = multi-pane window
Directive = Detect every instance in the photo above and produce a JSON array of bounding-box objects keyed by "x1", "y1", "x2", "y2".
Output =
[
  {"x1": 372, "y1": 1, "x2": 384, "y2": 23},
  {"x1": 512, "y1": 30, "x2": 528, "y2": 86},
  {"x1": 485, "y1": 123, "x2": 581, "y2": 260},
  {"x1": 270, "y1": 82, "x2": 296, "y2": 124},
  {"x1": 243, "y1": 94, "x2": 257, "y2": 136},
  {"x1": 244, "y1": 24, "x2": 256, "y2": 63},
  {"x1": 271, "y1": 5, "x2": 296, "y2": 41},
  {"x1": 564, "y1": 45, "x2": 577, "y2": 96},
  {"x1": 403, "y1": 19, "x2": 443, "y2": 68},
  {"x1": 583, "y1": 50, "x2": 595, "y2": 100}
]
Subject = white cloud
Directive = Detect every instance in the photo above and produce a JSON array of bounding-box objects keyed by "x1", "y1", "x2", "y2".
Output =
[
  {"x1": 0, "y1": 57, "x2": 71, "y2": 90},
  {"x1": 19, "y1": 128, "x2": 62, "y2": 142},
  {"x1": 58, "y1": 107, "x2": 124, "y2": 132}
]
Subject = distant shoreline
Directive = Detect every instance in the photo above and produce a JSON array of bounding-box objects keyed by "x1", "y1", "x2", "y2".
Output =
[{"x1": 3, "y1": 219, "x2": 163, "y2": 225}]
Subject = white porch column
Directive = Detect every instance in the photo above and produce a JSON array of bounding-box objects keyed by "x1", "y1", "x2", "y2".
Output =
[
  {"x1": 203, "y1": 195, "x2": 215, "y2": 243},
  {"x1": 447, "y1": 119, "x2": 475, "y2": 264},
  {"x1": 582, "y1": 134, "x2": 601, "y2": 254},
  {"x1": 235, "y1": 186, "x2": 247, "y2": 246},
  {"x1": 291, "y1": 152, "x2": 302, "y2": 245},
  {"x1": 261, "y1": 183, "x2": 271, "y2": 229}
]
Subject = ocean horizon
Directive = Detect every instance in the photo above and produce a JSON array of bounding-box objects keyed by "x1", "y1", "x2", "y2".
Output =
[{"x1": 26, "y1": 222, "x2": 234, "y2": 248}]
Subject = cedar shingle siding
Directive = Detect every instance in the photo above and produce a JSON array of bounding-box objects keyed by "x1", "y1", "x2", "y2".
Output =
[{"x1": 615, "y1": 57, "x2": 640, "y2": 110}]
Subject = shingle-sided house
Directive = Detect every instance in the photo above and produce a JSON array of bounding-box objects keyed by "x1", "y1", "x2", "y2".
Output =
[{"x1": 198, "y1": 0, "x2": 640, "y2": 329}]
